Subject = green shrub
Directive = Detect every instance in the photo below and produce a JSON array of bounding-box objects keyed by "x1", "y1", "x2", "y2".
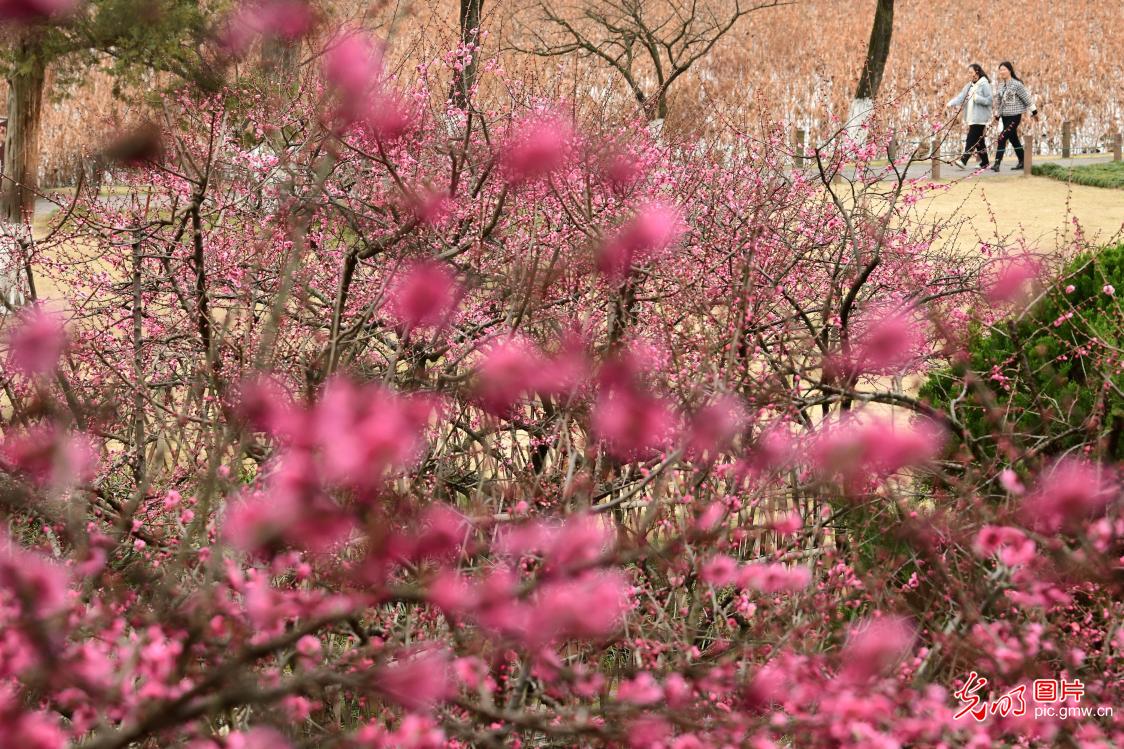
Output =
[
  {"x1": 1032, "y1": 161, "x2": 1124, "y2": 189},
  {"x1": 921, "y1": 244, "x2": 1124, "y2": 460}
]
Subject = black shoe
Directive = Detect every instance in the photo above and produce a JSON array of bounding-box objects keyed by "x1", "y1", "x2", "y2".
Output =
[
  {"x1": 1011, "y1": 163, "x2": 1024, "y2": 170},
  {"x1": 980, "y1": 162, "x2": 990, "y2": 169},
  {"x1": 990, "y1": 162, "x2": 1001, "y2": 172}
]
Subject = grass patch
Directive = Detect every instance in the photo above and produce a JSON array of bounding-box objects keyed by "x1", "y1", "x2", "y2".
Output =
[{"x1": 1032, "y1": 160, "x2": 1124, "y2": 189}]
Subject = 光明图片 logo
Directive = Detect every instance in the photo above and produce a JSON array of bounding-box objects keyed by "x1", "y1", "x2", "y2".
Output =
[{"x1": 954, "y1": 672, "x2": 1115, "y2": 721}]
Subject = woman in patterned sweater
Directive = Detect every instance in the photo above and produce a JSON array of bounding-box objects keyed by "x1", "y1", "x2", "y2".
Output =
[{"x1": 991, "y1": 61, "x2": 1038, "y2": 171}]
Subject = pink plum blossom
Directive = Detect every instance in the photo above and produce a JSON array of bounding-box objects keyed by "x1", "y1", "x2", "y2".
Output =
[
  {"x1": 985, "y1": 255, "x2": 1040, "y2": 303},
  {"x1": 0, "y1": 541, "x2": 70, "y2": 618},
  {"x1": 686, "y1": 394, "x2": 747, "y2": 460},
  {"x1": 500, "y1": 111, "x2": 574, "y2": 184},
  {"x1": 323, "y1": 32, "x2": 384, "y2": 102},
  {"x1": 1023, "y1": 459, "x2": 1118, "y2": 531},
  {"x1": 385, "y1": 261, "x2": 461, "y2": 332},
  {"x1": 0, "y1": 688, "x2": 65, "y2": 749},
  {"x1": 700, "y1": 554, "x2": 739, "y2": 586},
  {"x1": 5, "y1": 305, "x2": 65, "y2": 376},
  {"x1": 220, "y1": 0, "x2": 314, "y2": 56},
  {"x1": 841, "y1": 615, "x2": 915, "y2": 682},
  {"x1": 811, "y1": 415, "x2": 944, "y2": 487},
  {"x1": 0, "y1": 424, "x2": 98, "y2": 488},
  {"x1": 598, "y1": 201, "x2": 685, "y2": 279},
  {"x1": 0, "y1": 0, "x2": 74, "y2": 21},
  {"x1": 617, "y1": 672, "x2": 664, "y2": 705},
  {"x1": 737, "y1": 563, "x2": 811, "y2": 593},
  {"x1": 974, "y1": 525, "x2": 1037, "y2": 566},
  {"x1": 376, "y1": 647, "x2": 452, "y2": 711}
]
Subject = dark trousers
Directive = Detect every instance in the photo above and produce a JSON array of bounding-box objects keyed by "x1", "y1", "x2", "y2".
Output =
[
  {"x1": 995, "y1": 114, "x2": 1024, "y2": 165},
  {"x1": 962, "y1": 124, "x2": 988, "y2": 165}
]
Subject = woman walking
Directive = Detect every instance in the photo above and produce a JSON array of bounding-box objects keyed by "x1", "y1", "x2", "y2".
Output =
[
  {"x1": 991, "y1": 61, "x2": 1038, "y2": 171},
  {"x1": 947, "y1": 63, "x2": 992, "y2": 168}
]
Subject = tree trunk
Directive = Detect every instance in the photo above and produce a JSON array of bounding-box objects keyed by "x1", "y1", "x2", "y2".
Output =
[
  {"x1": 855, "y1": 0, "x2": 894, "y2": 101},
  {"x1": 848, "y1": 0, "x2": 894, "y2": 144},
  {"x1": 261, "y1": 37, "x2": 300, "y2": 95},
  {"x1": 450, "y1": 0, "x2": 483, "y2": 108},
  {"x1": 2, "y1": 35, "x2": 47, "y2": 225}
]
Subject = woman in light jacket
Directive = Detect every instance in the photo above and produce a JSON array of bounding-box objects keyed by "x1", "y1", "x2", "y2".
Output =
[{"x1": 946, "y1": 63, "x2": 992, "y2": 168}]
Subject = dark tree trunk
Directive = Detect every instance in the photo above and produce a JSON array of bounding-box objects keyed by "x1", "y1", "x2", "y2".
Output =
[
  {"x1": 451, "y1": 0, "x2": 483, "y2": 108},
  {"x1": 2, "y1": 34, "x2": 47, "y2": 225},
  {"x1": 855, "y1": 0, "x2": 894, "y2": 101},
  {"x1": 261, "y1": 37, "x2": 300, "y2": 93}
]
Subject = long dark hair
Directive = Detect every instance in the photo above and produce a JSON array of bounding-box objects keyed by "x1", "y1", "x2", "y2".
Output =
[
  {"x1": 968, "y1": 63, "x2": 989, "y2": 82},
  {"x1": 999, "y1": 61, "x2": 1021, "y2": 82}
]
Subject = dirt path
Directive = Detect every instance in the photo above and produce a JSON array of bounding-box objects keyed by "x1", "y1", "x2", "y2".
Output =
[{"x1": 920, "y1": 175, "x2": 1124, "y2": 251}]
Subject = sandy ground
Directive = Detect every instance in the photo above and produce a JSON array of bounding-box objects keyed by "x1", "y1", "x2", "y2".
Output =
[{"x1": 920, "y1": 174, "x2": 1124, "y2": 251}]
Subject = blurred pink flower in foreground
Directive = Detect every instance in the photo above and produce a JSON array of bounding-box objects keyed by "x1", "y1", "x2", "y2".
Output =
[
  {"x1": 314, "y1": 379, "x2": 435, "y2": 487},
  {"x1": 740, "y1": 424, "x2": 795, "y2": 477},
  {"x1": 974, "y1": 525, "x2": 1036, "y2": 566},
  {"x1": 627, "y1": 715, "x2": 673, "y2": 748},
  {"x1": 598, "y1": 147, "x2": 643, "y2": 191},
  {"x1": 598, "y1": 201, "x2": 684, "y2": 279},
  {"x1": 999, "y1": 468, "x2": 1026, "y2": 496},
  {"x1": 0, "y1": 538, "x2": 70, "y2": 618},
  {"x1": 0, "y1": 0, "x2": 74, "y2": 21},
  {"x1": 496, "y1": 514, "x2": 613, "y2": 573},
  {"x1": 618, "y1": 672, "x2": 664, "y2": 705},
  {"x1": 771, "y1": 510, "x2": 803, "y2": 536},
  {"x1": 376, "y1": 646, "x2": 451, "y2": 711},
  {"x1": 473, "y1": 336, "x2": 549, "y2": 416},
  {"x1": 700, "y1": 554, "x2": 739, "y2": 586},
  {"x1": 526, "y1": 571, "x2": 631, "y2": 644},
  {"x1": 386, "y1": 260, "x2": 461, "y2": 332},
  {"x1": 431, "y1": 558, "x2": 629, "y2": 647},
  {"x1": 841, "y1": 615, "x2": 915, "y2": 682},
  {"x1": 593, "y1": 385, "x2": 678, "y2": 460},
  {"x1": 191, "y1": 726, "x2": 292, "y2": 749},
  {"x1": 408, "y1": 188, "x2": 455, "y2": 226},
  {"x1": 592, "y1": 349, "x2": 681, "y2": 459},
  {"x1": 227, "y1": 727, "x2": 292, "y2": 749},
  {"x1": 355, "y1": 715, "x2": 445, "y2": 749},
  {"x1": 233, "y1": 375, "x2": 302, "y2": 437},
  {"x1": 738, "y1": 563, "x2": 811, "y2": 593},
  {"x1": 985, "y1": 254, "x2": 1040, "y2": 304},
  {"x1": 220, "y1": 0, "x2": 314, "y2": 56},
  {"x1": 0, "y1": 686, "x2": 65, "y2": 749},
  {"x1": 829, "y1": 312, "x2": 922, "y2": 376},
  {"x1": 223, "y1": 485, "x2": 352, "y2": 556},
  {"x1": 1, "y1": 424, "x2": 98, "y2": 488},
  {"x1": 811, "y1": 415, "x2": 944, "y2": 487},
  {"x1": 322, "y1": 31, "x2": 411, "y2": 139},
  {"x1": 686, "y1": 394, "x2": 747, "y2": 461},
  {"x1": 1022, "y1": 459, "x2": 1118, "y2": 532},
  {"x1": 473, "y1": 334, "x2": 588, "y2": 416},
  {"x1": 500, "y1": 111, "x2": 573, "y2": 185},
  {"x1": 6, "y1": 304, "x2": 65, "y2": 376},
  {"x1": 324, "y1": 32, "x2": 384, "y2": 101},
  {"x1": 225, "y1": 378, "x2": 438, "y2": 555}
]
